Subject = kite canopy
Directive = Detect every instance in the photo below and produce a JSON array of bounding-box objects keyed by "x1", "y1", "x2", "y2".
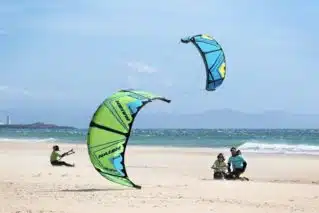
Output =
[
  {"x1": 87, "y1": 89, "x2": 171, "y2": 189},
  {"x1": 181, "y1": 34, "x2": 226, "y2": 91}
]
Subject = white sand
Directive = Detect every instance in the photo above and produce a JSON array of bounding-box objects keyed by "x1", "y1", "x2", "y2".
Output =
[{"x1": 1, "y1": 141, "x2": 319, "y2": 213}]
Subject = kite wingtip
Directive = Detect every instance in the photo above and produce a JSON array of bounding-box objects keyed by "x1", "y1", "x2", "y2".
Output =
[
  {"x1": 206, "y1": 87, "x2": 216, "y2": 92},
  {"x1": 119, "y1": 89, "x2": 134, "y2": 93},
  {"x1": 180, "y1": 37, "x2": 190, "y2": 43},
  {"x1": 134, "y1": 185, "x2": 142, "y2": 189},
  {"x1": 161, "y1": 98, "x2": 171, "y2": 103}
]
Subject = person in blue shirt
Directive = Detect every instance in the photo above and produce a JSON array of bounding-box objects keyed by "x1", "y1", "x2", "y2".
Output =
[{"x1": 226, "y1": 147, "x2": 247, "y2": 179}]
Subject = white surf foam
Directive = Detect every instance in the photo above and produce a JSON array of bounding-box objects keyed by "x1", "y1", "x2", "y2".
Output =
[
  {"x1": 238, "y1": 140, "x2": 319, "y2": 155},
  {"x1": 0, "y1": 137, "x2": 58, "y2": 143}
]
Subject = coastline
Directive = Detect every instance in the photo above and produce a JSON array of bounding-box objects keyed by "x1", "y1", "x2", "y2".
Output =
[{"x1": 1, "y1": 128, "x2": 319, "y2": 156}]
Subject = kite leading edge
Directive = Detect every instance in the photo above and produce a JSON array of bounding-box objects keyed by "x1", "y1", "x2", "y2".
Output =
[
  {"x1": 181, "y1": 34, "x2": 226, "y2": 91},
  {"x1": 87, "y1": 89, "x2": 171, "y2": 189}
]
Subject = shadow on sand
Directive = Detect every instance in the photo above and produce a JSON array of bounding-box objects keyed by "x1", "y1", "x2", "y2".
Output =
[
  {"x1": 60, "y1": 188, "x2": 132, "y2": 192},
  {"x1": 201, "y1": 177, "x2": 250, "y2": 181},
  {"x1": 128, "y1": 165, "x2": 168, "y2": 169}
]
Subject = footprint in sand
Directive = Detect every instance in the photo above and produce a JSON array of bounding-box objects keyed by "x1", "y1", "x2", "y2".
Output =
[{"x1": 32, "y1": 173, "x2": 41, "y2": 177}]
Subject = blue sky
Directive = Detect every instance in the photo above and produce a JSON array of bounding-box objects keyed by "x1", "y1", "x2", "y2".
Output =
[{"x1": 0, "y1": 0, "x2": 318, "y2": 125}]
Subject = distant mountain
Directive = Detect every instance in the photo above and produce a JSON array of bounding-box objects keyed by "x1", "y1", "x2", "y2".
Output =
[
  {"x1": 0, "y1": 122, "x2": 76, "y2": 129},
  {"x1": 133, "y1": 110, "x2": 319, "y2": 129}
]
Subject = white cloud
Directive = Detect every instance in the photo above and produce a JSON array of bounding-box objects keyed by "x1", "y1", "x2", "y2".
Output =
[
  {"x1": 127, "y1": 61, "x2": 157, "y2": 73},
  {"x1": 0, "y1": 29, "x2": 7, "y2": 36},
  {"x1": 0, "y1": 85, "x2": 32, "y2": 97},
  {"x1": 124, "y1": 61, "x2": 176, "y2": 89},
  {"x1": 163, "y1": 80, "x2": 173, "y2": 88},
  {"x1": 0, "y1": 86, "x2": 9, "y2": 91}
]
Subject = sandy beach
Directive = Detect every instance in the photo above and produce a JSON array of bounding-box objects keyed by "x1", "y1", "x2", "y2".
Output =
[{"x1": 1, "y1": 141, "x2": 319, "y2": 213}]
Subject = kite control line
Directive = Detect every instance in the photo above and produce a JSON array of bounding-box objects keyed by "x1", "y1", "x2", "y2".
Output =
[
  {"x1": 60, "y1": 149, "x2": 75, "y2": 159},
  {"x1": 65, "y1": 149, "x2": 75, "y2": 156}
]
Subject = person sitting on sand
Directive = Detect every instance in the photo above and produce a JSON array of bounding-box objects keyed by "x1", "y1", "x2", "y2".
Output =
[
  {"x1": 226, "y1": 147, "x2": 247, "y2": 179},
  {"x1": 211, "y1": 153, "x2": 228, "y2": 179},
  {"x1": 50, "y1": 145, "x2": 75, "y2": 167}
]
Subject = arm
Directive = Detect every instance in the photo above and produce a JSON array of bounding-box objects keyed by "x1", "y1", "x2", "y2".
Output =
[
  {"x1": 221, "y1": 162, "x2": 227, "y2": 172},
  {"x1": 211, "y1": 160, "x2": 217, "y2": 169},
  {"x1": 242, "y1": 160, "x2": 247, "y2": 171},
  {"x1": 227, "y1": 157, "x2": 231, "y2": 173},
  {"x1": 239, "y1": 155, "x2": 247, "y2": 171},
  {"x1": 222, "y1": 162, "x2": 228, "y2": 169},
  {"x1": 60, "y1": 152, "x2": 66, "y2": 158},
  {"x1": 62, "y1": 149, "x2": 75, "y2": 158}
]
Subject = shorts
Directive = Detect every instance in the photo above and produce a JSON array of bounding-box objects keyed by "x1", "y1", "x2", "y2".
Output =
[
  {"x1": 51, "y1": 160, "x2": 66, "y2": 166},
  {"x1": 214, "y1": 171, "x2": 226, "y2": 179},
  {"x1": 225, "y1": 168, "x2": 245, "y2": 180},
  {"x1": 230, "y1": 168, "x2": 245, "y2": 178}
]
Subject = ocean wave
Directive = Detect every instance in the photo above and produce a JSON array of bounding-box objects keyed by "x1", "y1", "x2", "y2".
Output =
[
  {"x1": 238, "y1": 140, "x2": 319, "y2": 155},
  {"x1": 0, "y1": 137, "x2": 58, "y2": 143}
]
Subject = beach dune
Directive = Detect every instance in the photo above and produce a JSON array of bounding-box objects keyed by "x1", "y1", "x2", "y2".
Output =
[{"x1": 1, "y1": 142, "x2": 319, "y2": 213}]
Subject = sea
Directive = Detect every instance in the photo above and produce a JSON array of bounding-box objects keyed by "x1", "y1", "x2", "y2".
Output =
[{"x1": 1, "y1": 128, "x2": 319, "y2": 156}]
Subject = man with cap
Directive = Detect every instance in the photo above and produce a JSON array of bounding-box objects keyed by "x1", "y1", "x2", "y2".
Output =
[{"x1": 226, "y1": 147, "x2": 247, "y2": 179}]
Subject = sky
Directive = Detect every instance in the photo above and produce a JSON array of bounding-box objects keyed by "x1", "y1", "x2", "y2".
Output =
[{"x1": 0, "y1": 0, "x2": 318, "y2": 126}]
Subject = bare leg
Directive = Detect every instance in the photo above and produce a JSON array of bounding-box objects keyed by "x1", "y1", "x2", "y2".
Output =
[{"x1": 61, "y1": 161, "x2": 75, "y2": 167}]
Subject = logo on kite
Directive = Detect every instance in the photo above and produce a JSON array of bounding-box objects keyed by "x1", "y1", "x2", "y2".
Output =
[
  {"x1": 98, "y1": 146, "x2": 121, "y2": 159},
  {"x1": 180, "y1": 34, "x2": 227, "y2": 91}
]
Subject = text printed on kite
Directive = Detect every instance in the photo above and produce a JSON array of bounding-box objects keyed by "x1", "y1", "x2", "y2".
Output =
[
  {"x1": 87, "y1": 89, "x2": 171, "y2": 189},
  {"x1": 181, "y1": 34, "x2": 226, "y2": 91}
]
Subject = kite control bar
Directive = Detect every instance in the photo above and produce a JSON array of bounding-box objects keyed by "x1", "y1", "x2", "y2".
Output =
[
  {"x1": 61, "y1": 149, "x2": 75, "y2": 158},
  {"x1": 65, "y1": 149, "x2": 75, "y2": 156}
]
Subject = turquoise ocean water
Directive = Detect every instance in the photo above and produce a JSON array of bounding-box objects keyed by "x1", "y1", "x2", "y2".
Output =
[{"x1": 1, "y1": 128, "x2": 319, "y2": 155}]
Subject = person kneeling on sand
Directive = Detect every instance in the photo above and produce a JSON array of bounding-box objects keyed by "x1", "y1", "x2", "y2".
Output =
[
  {"x1": 226, "y1": 147, "x2": 247, "y2": 180},
  {"x1": 50, "y1": 145, "x2": 75, "y2": 167},
  {"x1": 211, "y1": 153, "x2": 228, "y2": 179}
]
